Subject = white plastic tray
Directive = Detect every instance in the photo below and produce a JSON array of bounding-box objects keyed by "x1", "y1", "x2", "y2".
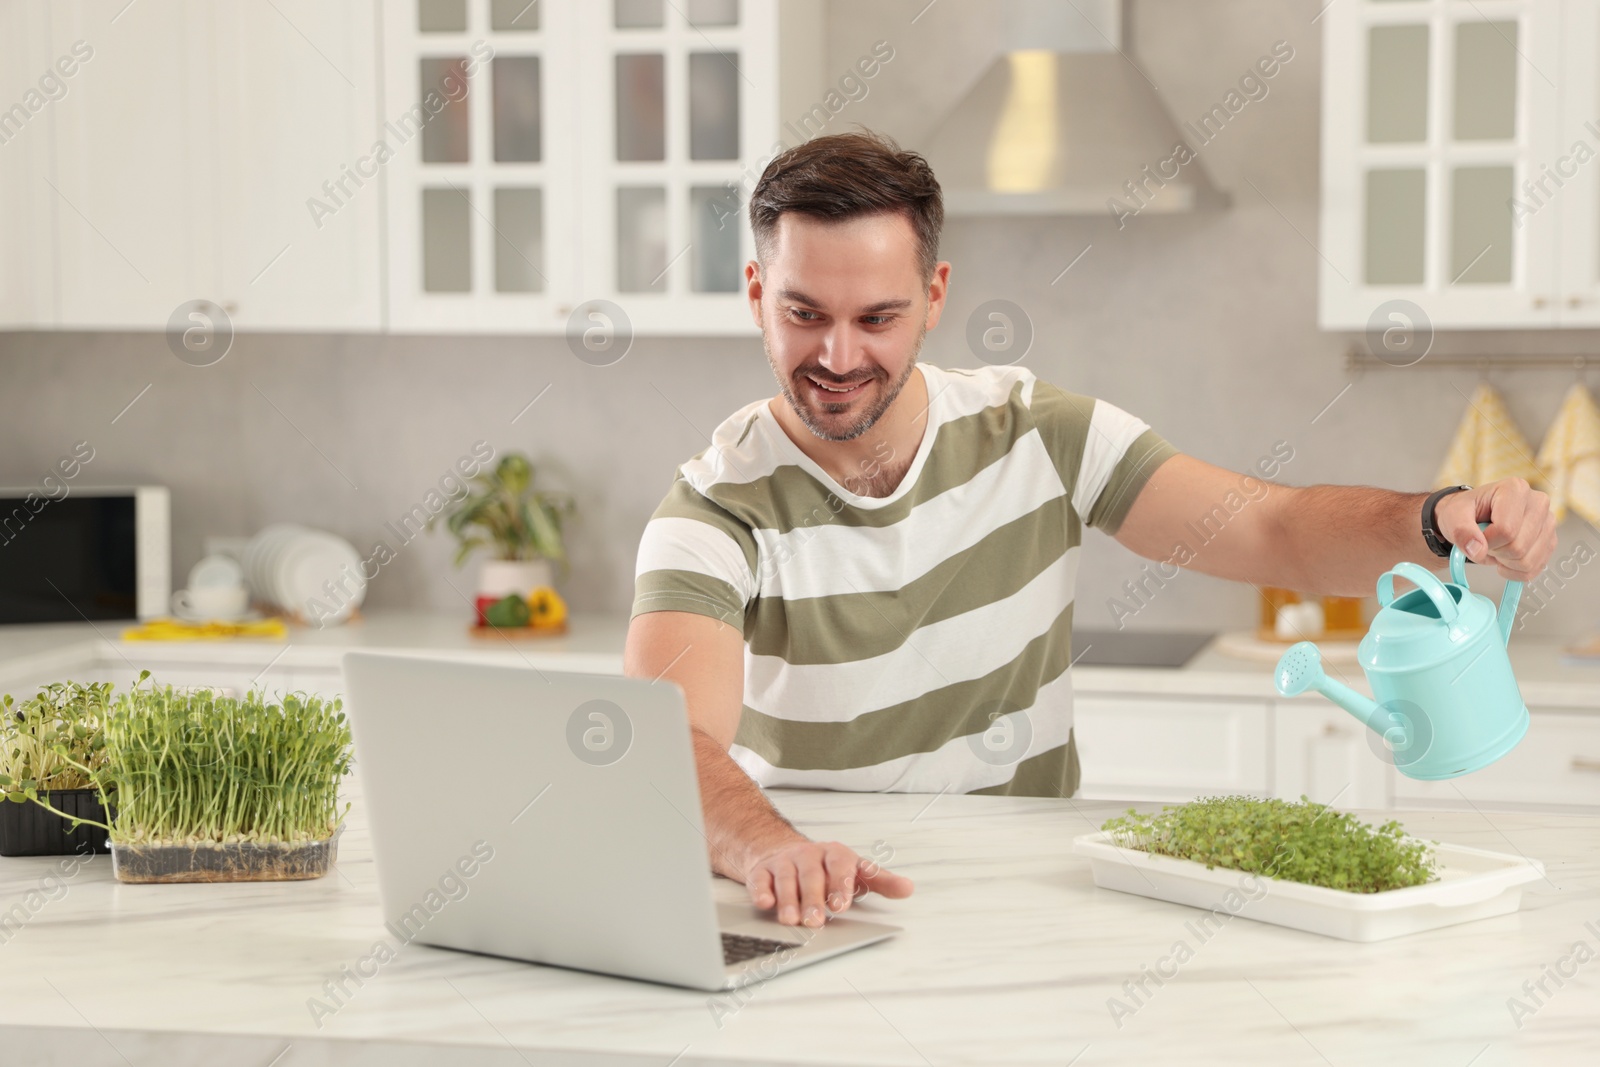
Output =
[{"x1": 1072, "y1": 831, "x2": 1545, "y2": 942}]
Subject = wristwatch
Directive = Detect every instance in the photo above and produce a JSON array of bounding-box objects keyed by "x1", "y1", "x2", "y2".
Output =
[{"x1": 1421, "y1": 484, "x2": 1471, "y2": 558}]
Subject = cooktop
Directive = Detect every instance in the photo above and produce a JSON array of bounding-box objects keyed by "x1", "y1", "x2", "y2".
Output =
[{"x1": 1069, "y1": 629, "x2": 1216, "y2": 669}]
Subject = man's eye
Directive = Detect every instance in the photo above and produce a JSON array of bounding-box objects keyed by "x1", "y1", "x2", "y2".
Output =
[
  {"x1": 790, "y1": 308, "x2": 821, "y2": 321},
  {"x1": 862, "y1": 315, "x2": 893, "y2": 326}
]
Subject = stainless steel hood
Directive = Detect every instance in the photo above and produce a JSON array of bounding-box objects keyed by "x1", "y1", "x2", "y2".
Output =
[{"x1": 921, "y1": 0, "x2": 1228, "y2": 217}]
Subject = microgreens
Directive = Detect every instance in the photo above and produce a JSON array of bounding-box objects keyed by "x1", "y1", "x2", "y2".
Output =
[
  {"x1": 19, "y1": 678, "x2": 352, "y2": 848},
  {"x1": 1101, "y1": 795, "x2": 1438, "y2": 893}
]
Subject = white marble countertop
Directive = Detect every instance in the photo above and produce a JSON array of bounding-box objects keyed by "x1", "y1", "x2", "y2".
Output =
[
  {"x1": 4, "y1": 611, "x2": 1598, "y2": 709},
  {"x1": 1, "y1": 777, "x2": 1596, "y2": 1065}
]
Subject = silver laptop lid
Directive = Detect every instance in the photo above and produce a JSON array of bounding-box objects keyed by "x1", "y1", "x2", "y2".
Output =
[{"x1": 341, "y1": 652, "x2": 728, "y2": 989}]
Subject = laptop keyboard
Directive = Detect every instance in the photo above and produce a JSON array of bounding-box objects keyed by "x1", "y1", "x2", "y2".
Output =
[{"x1": 722, "y1": 932, "x2": 801, "y2": 965}]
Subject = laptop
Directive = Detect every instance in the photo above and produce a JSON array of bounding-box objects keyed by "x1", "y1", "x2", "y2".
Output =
[{"x1": 341, "y1": 652, "x2": 900, "y2": 991}]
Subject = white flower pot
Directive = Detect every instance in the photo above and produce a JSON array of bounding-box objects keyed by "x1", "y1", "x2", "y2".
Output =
[{"x1": 477, "y1": 559, "x2": 554, "y2": 599}]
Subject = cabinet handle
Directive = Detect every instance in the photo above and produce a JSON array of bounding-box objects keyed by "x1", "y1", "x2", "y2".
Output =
[
  {"x1": 1322, "y1": 723, "x2": 1344, "y2": 737},
  {"x1": 1568, "y1": 296, "x2": 1592, "y2": 309},
  {"x1": 1572, "y1": 757, "x2": 1600, "y2": 774},
  {"x1": 1533, "y1": 296, "x2": 1549, "y2": 309}
]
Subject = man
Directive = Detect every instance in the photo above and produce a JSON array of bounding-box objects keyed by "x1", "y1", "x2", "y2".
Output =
[{"x1": 622, "y1": 131, "x2": 1558, "y2": 929}]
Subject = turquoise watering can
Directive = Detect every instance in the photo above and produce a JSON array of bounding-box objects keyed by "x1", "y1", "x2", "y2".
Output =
[{"x1": 1274, "y1": 523, "x2": 1527, "y2": 780}]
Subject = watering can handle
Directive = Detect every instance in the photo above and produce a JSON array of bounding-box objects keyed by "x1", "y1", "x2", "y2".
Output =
[
  {"x1": 1449, "y1": 521, "x2": 1523, "y2": 645},
  {"x1": 1377, "y1": 562, "x2": 1460, "y2": 623},
  {"x1": 1447, "y1": 520, "x2": 1489, "y2": 587}
]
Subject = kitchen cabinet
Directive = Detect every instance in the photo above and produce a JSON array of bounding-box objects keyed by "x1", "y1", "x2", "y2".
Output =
[
  {"x1": 1073, "y1": 695, "x2": 1271, "y2": 802},
  {"x1": 381, "y1": 0, "x2": 809, "y2": 336},
  {"x1": 1318, "y1": 0, "x2": 1592, "y2": 329},
  {"x1": 39, "y1": 1, "x2": 382, "y2": 332},
  {"x1": 0, "y1": 2, "x2": 58, "y2": 328},
  {"x1": 1271, "y1": 697, "x2": 1390, "y2": 809},
  {"x1": 4, "y1": 0, "x2": 820, "y2": 335},
  {"x1": 1390, "y1": 708, "x2": 1600, "y2": 812}
]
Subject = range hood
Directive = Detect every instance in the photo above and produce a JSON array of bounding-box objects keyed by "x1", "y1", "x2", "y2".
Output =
[{"x1": 921, "y1": 0, "x2": 1228, "y2": 217}]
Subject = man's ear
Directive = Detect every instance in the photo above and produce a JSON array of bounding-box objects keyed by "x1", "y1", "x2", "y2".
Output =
[
  {"x1": 745, "y1": 259, "x2": 763, "y2": 328},
  {"x1": 924, "y1": 260, "x2": 952, "y2": 330}
]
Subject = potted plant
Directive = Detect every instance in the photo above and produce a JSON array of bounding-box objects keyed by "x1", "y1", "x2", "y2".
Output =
[
  {"x1": 0, "y1": 677, "x2": 125, "y2": 857},
  {"x1": 30, "y1": 680, "x2": 353, "y2": 883},
  {"x1": 431, "y1": 451, "x2": 577, "y2": 623}
]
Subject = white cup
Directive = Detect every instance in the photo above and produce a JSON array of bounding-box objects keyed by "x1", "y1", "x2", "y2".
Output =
[
  {"x1": 1275, "y1": 601, "x2": 1325, "y2": 640},
  {"x1": 172, "y1": 585, "x2": 250, "y2": 620},
  {"x1": 189, "y1": 554, "x2": 246, "y2": 590}
]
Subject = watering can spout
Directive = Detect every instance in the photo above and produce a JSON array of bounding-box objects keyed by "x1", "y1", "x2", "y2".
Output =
[{"x1": 1273, "y1": 641, "x2": 1387, "y2": 732}]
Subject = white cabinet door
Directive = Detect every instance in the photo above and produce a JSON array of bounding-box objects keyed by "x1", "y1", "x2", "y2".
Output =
[
  {"x1": 0, "y1": 2, "x2": 58, "y2": 328},
  {"x1": 1391, "y1": 709, "x2": 1600, "y2": 811},
  {"x1": 40, "y1": 1, "x2": 381, "y2": 332},
  {"x1": 47, "y1": 1, "x2": 215, "y2": 329},
  {"x1": 571, "y1": 0, "x2": 775, "y2": 335},
  {"x1": 382, "y1": 0, "x2": 781, "y2": 335},
  {"x1": 1549, "y1": 0, "x2": 1600, "y2": 324},
  {"x1": 211, "y1": 1, "x2": 383, "y2": 331},
  {"x1": 1319, "y1": 0, "x2": 1563, "y2": 329},
  {"x1": 1073, "y1": 696, "x2": 1270, "y2": 802},
  {"x1": 1272, "y1": 698, "x2": 1390, "y2": 809},
  {"x1": 381, "y1": 0, "x2": 579, "y2": 332}
]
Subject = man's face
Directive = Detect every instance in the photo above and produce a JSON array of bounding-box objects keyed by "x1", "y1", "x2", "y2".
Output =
[{"x1": 748, "y1": 212, "x2": 948, "y2": 442}]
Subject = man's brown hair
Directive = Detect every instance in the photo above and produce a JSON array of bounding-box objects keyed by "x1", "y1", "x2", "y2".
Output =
[{"x1": 748, "y1": 130, "x2": 944, "y2": 283}]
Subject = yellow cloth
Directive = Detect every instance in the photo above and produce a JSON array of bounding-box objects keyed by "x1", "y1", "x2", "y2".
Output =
[
  {"x1": 1434, "y1": 382, "x2": 1544, "y2": 490},
  {"x1": 1536, "y1": 382, "x2": 1600, "y2": 527},
  {"x1": 122, "y1": 617, "x2": 289, "y2": 641}
]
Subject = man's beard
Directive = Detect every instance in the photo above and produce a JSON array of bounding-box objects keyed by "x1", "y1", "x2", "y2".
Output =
[{"x1": 764, "y1": 323, "x2": 926, "y2": 443}]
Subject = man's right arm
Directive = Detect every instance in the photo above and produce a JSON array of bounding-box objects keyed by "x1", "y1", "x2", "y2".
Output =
[{"x1": 623, "y1": 609, "x2": 913, "y2": 927}]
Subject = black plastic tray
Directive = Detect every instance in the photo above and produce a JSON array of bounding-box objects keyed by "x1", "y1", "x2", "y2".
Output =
[{"x1": 0, "y1": 790, "x2": 111, "y2": 857}]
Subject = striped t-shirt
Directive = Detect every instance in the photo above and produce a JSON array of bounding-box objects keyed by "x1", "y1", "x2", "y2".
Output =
[{"x1": 630, "y1": 363, "x2": 1179, "y2": 797}]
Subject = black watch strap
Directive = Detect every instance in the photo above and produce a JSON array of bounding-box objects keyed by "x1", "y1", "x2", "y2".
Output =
[{"x1": 1421, "y1": 484, "x2": 1471, "y2": 558}]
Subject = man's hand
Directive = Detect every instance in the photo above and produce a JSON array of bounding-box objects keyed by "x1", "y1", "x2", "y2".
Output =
[
  {"x1": 1434, "y1": 477, "x2": 1558, "y2": 581},
  {"x1": 743, "y1": 839, "x2": 914, "y2": 927}
]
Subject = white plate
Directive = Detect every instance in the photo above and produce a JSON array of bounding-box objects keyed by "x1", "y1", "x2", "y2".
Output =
[
  {"x1": 283, "y1": 532, "x2": 365, "y2": 620},
  {"x1": 243, "y1": 524, "x2": 304, "y2": 603},
  {"x1": 1072, "y1": 830, "x2": 1545, "y2": 942}
]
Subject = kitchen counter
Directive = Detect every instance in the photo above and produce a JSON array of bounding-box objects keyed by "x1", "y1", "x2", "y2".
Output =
[
  {"x1": 3, "y1": 611, "x2": 1599, "y2": 707},
  {"x1": 1, "y1": 779, "x2": 1596, "y2": 1066}
]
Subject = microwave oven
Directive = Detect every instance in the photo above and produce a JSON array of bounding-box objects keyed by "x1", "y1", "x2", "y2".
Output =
[{"x1": 0, "y1": 486, "x2": 170, "y2": 624}]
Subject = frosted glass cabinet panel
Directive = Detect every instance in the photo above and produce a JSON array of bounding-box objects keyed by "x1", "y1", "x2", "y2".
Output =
[
  {"x1": 1453, "y1": 21, "x2": 1518, "y2": 141},
  {"x1": 615, "y1": 54, "x2": 667, "y2": 161},
  {"x1": 492, "y1": 55, "x2": 542, "y2": 162},
  {"x1": 1364, "y1": 169, "x2": 1426, "y2": 285},
  {"x1": 1365, "y1": 25, "x2": 1429, "y2": 143},
  {"x1": 1319, "y1": 0, "x2": 1564, "y2": 328},
  {"x1": 494, "y1": 187, "x2": 545, "y2": 292}
]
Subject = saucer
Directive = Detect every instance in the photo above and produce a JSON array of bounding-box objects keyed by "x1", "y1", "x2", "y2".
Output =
[{"x1": 170, "y1": 607, "x2": 266, "y2": 624}]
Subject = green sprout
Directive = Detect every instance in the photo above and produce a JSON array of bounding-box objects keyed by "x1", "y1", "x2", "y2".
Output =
[
  {"x1": 24, "y1": 679, "x2": 352, "y2": 848},
  {"x1": 1101, "y1": 795, "x2": 1438, "y2": 894},
  {"x1": 0, "y1": 674, "x2": 130, "y2": 807}
]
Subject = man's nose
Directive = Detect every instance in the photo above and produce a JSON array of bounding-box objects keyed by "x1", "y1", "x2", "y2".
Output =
[{"x1": 815, "y1": 324, "x2": 867, "y2": 378}]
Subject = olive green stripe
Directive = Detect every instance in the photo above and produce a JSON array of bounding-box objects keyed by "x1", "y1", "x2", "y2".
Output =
[
  {"x1": 648, "y1": 476, "x2": 760, "y2": 575},
  {"x1": 1086, "y1": 429, "x2": 1180, "y2": 533},
  {"x1": 967, "y1": 733, "x2": 1080, "y2": 798},
  {"x1": 630, "y1": 571, "x2": 744, "y2": 627},
  {"x1": 745, "y1": 501, "x2": 1074, "y2": 662},
  {"x1": 701, "y1": 379, "x2": 1036, "y2": 533},
  {"x1": 732, "y1": 600, "x2": 1074, "y2": 770},
  {"x1": 1015, "y1": 380, "x2": 1100, "y2": 495}
]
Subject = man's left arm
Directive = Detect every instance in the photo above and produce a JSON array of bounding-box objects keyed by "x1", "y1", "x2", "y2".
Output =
[{"x1": 1113, "y1": 453, "x2": 1559, "y2": 596}]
